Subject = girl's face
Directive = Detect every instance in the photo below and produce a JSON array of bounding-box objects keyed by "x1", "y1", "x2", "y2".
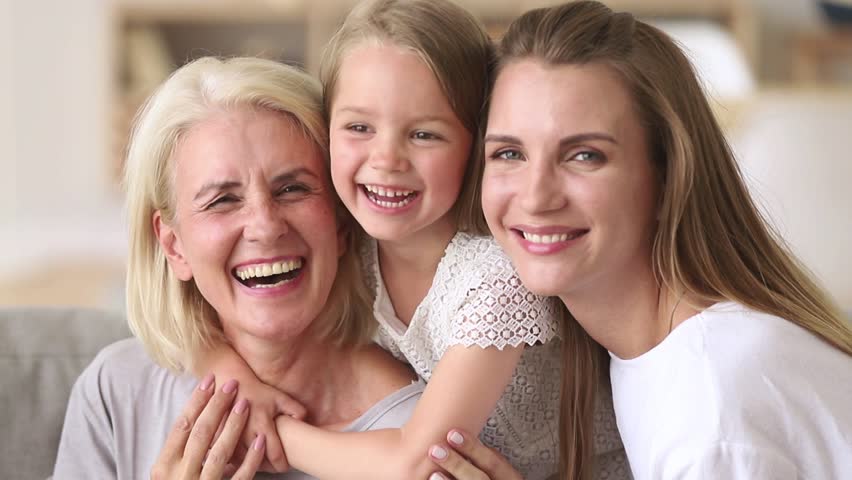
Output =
[
  {"x1": 481, "y1": 60, "x2": 660, "y2": 301},
  {"x1": 328, "y1": 43, "x2": 472, "y2": 244}
]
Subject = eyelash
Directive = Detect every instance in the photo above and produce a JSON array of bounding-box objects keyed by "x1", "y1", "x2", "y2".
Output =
[
  {"x1": 488, "y1": 149, "x2": 604, "y2": 164},
  {"x1": 204, "y1": 184, "x2": 310, "y2": 210},
  {"x1": 346, "y1": 123, "x2": 370, "y2": 133}
]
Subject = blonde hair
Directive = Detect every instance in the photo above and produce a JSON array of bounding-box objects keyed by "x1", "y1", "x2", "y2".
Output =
[
  {"x1": 319, "y1": 0, "x2": 493, "y2": 234},
  {"x1": 124, "y1": 56, "x2": 374, "y2": 372},
  {"x1": 497, "y1": 1, "x2": 852, "y2": 478}
]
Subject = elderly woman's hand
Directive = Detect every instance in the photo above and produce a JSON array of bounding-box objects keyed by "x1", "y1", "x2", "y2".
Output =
[
  {"x1": 427, "y1": 429, "x2": 523, "y2": 480},
  {"x1": 151, "y1": 375, "x2": 265, "y2": 480}
]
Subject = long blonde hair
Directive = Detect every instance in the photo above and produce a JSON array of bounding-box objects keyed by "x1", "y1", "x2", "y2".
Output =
[
  {"x1": 124, "y1": 56, "x2": 374, "y2": 372},
  {"x1": 319, "y1": 0, "x2": 493, "y2": 234},
  {"x1": 496, "y1": 1, "x2": 852, "y2": 478}
]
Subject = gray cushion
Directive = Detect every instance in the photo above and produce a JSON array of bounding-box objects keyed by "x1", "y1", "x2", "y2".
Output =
[{"x1": 0, "y1": 307, "x2": 130, "y2": 480}]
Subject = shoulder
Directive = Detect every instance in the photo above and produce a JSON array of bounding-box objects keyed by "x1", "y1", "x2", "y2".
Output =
[
  {"x1": 73, "y1": 337, "x2": 193, "y2": 409},
  {"x1": 348, "y1": 376, "x2": 425, "y2": 432}
]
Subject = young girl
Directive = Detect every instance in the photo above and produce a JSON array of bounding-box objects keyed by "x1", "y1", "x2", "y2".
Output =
[
  {"x1": 195, "y1": 1, "x2": 627, "y2": 479},
  {"x1": 428, "y1": 2, "x2": 852, "y2": 479}
]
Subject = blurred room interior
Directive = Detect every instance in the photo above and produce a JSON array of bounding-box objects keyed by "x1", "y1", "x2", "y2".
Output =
[{"x1": 1, "y1": 0, "x2": 851, "y2": 313}]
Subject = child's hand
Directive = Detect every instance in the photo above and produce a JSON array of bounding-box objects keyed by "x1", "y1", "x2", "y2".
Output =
[{"x1": 232, "y1": 373, "x2": 307, "y2": 472}]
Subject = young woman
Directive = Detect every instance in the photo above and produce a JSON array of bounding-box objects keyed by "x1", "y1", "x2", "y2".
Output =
[{"x1": 429, "y1": 1, "x2": 852, "y2": 479}]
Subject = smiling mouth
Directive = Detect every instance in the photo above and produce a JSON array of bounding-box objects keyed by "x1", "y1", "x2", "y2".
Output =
[
  {"x1": 514, "y1": 229, "x2": 588, "y2": 244},
  {"x1": 233, "y1": 258, "x2": 304, "y2": 289},
  {"x1": 360, "y1": 184, "x2": 419, "y2": 209}
]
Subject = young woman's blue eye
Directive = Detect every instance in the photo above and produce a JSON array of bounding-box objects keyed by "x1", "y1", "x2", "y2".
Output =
[
  {"x1": 491, "y1": 149, "x2": 524, "y2": 161},
  {"x1": 572, "y1": 151, "x2": 603, "y2": 163}
]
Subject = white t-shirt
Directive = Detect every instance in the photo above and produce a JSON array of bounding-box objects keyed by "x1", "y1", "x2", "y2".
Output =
[
  {"x1": 364, "y1": 232, "x2": 631, "y2": 480},
  {"x1": 610, "y1": 302, "x2": 852, "y2": 479}
]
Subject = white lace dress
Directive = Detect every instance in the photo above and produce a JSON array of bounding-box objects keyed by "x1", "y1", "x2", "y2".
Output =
[{"x1": 364, "y1": 232, "x2": 631, "y2": 480}]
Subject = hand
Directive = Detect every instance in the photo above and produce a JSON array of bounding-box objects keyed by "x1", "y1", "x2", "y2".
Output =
[
  {"x1": 151, "y1": 374, "x2": 265, "y2": 480},
  {"x1": 427, "y1": 429, "x2": 522, "y2": 480},
  {"x1": 229, "y1": 372, "x2": 306, "y2": 472}
]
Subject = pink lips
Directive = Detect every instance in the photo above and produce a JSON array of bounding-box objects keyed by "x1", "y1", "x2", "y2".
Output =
[{"x1": 511, "y1": 225, "x2": 588, "y2": 255}]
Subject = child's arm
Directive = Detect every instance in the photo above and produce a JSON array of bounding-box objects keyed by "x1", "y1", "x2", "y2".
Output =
[
  {"x1": 192, "y1": 342, "x2": 306, "y2": 472},
  {"x1": 275, "y1": 343, "x2": 525, "y2": 479}
]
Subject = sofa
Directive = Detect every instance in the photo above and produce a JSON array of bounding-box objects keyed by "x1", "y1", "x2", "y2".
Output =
[{"x1": 0, "y1": 307, "x2": 131, "y2": 480}]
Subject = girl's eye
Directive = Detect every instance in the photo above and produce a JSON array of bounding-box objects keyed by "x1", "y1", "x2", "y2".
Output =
[
  {"x1": 490, "y1": 149, "x2": 524, "y2": 161},
  {"x1": 347, "y1": 124, "x2": 370, "y2": 133},
  {"x1": 412, "y1": 131, "x2": 439, "y2": 141}
]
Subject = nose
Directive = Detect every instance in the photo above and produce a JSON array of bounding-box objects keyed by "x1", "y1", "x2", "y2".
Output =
[
  {"x1": 367, "y1": 134, "x2": 409, "y2": 173},
  {"x1": 244, "y1": 195, "x2": 288, "y2": 244},
  {"x1": 518, "y1": 159, "x2": 568, "y2": 214}
]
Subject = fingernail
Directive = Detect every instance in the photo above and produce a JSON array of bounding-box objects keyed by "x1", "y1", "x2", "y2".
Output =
[
  {"x1": 253, "y1": 434, "x2": 266, "y2": 451},
  {"x1": 233, "y1": 398, "x2": 248, "y2": 414},
  {"x1": 198, "y1": 373, "x2": 214, "y2": 391},
  {"x1": 449, "y1": 431, "x2": 464, "y2": 446},
  {"x1": 429, "y1": 473, "x2": 447, "y2": 480},
  {"x1": 222, "y1": 379, "x2": 238, "y2": 394},
  {"x1": 429, "y1": 445, "x2": 447, "y2": 460}
]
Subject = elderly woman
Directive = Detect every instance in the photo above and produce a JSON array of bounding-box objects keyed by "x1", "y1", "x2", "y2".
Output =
[{"x1": 52, "y1": 56, "x2": 423, "y2": 479}]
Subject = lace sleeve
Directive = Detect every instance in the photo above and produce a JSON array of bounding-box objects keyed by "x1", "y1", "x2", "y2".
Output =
[{"x1": 450, "y1": 252, "x2": 560, "y2": 349}]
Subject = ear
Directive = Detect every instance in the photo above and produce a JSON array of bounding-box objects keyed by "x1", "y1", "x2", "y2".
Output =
[
  {"x1": 153, "y1": 210, "x2": 193, "y2": 281},
  {"x1": 336, "y1": 221, "x2": 349, "y2": 259}
]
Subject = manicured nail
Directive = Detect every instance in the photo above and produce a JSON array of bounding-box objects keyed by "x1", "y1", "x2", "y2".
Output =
[
  {"x1": 253, "y1": 434, "x2": 266, "y2": 451},
  {"x1": 198, "y1": 373, "x2": 215, "y2": 391},
  {"x1": 430, "y1": 445, "x2": 447, "y2": 460},
  {"x1": 429, "y1": 473, "x2": 447, "y2": 480},
  {"x1": 449, "y1": 431, "x2": 464, "y2": 446},
  {"x1": 233, "y1": 398, "x2": 248, "y2": 414},
  {"x1": 222, "y1": 379, "x2": 238, "y2": 394}
]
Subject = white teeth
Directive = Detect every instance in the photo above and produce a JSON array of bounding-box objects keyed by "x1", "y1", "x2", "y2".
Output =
[
  {"x1": 363, "y1": 184, "x2": 414, "y2": 197},
  {"x1": 235, "y1": 258, "x2": 303, "y2": 280},
  {"x1": 522, "y1": 232, "x2": 577, "y2": 244}
]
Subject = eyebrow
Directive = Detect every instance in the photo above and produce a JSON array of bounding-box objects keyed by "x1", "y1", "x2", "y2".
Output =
[
  {"x1": 192, "y1": 167, "x2": 319, "y2": 202},
  {"x1": 484, "y1": 132, "x2": 619, "y2": 146},
  {"x1": 335, "y1": 106, "x2": 453, "y2": 125}
]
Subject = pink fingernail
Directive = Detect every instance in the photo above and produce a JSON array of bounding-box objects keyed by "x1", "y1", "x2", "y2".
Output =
[
  {"x1": 430, "y1": 445, "x2": 447, "y2": 460},
  {"x1": 253, "y1": 434, "x2": 266, "y2": 451},
  {"x1": 222, "y1": 379, "x2": 238, "y2": 394},
  {"x1": 233, "y1": 398, "x2": 248, "y2": 414},
  {"x1": 449, "y1": 431, "x2": 464, "y2": 445},
  {"x1": 430, "y1": 473, "x2": 447, "y2": 480},
  {"x1": 198, "y1": 373, "x2": 214, "y2": 391}
]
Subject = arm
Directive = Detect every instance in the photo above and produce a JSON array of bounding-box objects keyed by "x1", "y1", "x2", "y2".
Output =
[
  {"x1": 53, "y1": 361, "x2": 120, "y2": 479},
  {"x1": 276, "y1": 343, "x2": 525, "y2": 480},
  {"x1": 193, "y1": 342, "x2": 306, "y2": 472}
]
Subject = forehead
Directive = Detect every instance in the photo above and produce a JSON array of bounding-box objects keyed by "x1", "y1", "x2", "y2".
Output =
[
  {"x1": 488, "y1": 60, "x2": 639, "y2": 136},
  {"x1": 173, "y1": 107, "x2": 325, "y2": 179}
]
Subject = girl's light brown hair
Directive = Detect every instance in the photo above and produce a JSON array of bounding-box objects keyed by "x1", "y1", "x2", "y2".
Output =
[
  {"x1": 319, "y1": 0, "x2": 493, "y2": 234},
  {"x1": 496, "y1": 1, "x2": 852, "y2": 478}
]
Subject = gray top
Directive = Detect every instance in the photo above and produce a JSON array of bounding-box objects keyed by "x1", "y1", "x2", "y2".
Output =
[{"x1": 52, "y1": 338, "x2": 424, "y2": 479}]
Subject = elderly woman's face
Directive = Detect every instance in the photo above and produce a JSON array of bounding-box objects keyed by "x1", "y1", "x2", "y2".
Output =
[{"x1": 155, "y1": 107, "x2": 342, "y2": 343}]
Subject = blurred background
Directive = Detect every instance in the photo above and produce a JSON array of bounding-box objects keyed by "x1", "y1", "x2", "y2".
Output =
[{"x1": 1, "y1": 0, "x2": 851, "y2": 313}]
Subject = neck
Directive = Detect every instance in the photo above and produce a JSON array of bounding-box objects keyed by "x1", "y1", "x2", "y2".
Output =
[
  {"x1": 560, "y1": 263, "x2": 698, "y2": 360},
  {"x1": 376, "y1": 217, "x2": 457, "y2": 274},
  {"x1": 229, "y1": 332, "x2": 355, "y2": 424}
]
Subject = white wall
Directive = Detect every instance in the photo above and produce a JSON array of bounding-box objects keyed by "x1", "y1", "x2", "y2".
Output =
[
  {"x1": 1, "y1": 0, "x2": 125, "y2": 275},
  {"x1": 1, "y1": 0, "x2": 16, "y2": 224}
]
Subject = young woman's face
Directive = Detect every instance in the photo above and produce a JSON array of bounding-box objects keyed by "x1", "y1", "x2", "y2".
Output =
[
  {"x1": 155, "y1": 107, "x2": 343, "y2": 345},
  {"x1": 328, "y1": 43, "x2": 472, "y2": 243},
  {"x1": 481, "y1": 60, "x2": 660, "y2": 301}
]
